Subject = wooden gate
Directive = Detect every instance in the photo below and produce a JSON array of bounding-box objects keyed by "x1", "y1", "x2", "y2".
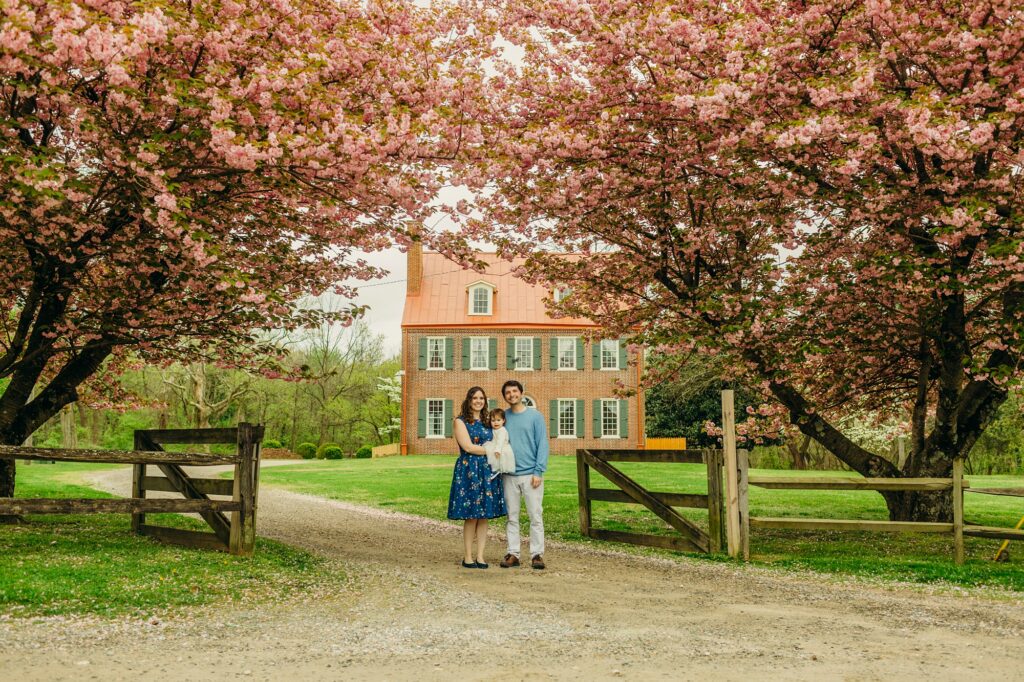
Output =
[
  {"x1": 132, "y1": 424, "x2": 263, "y2": 555},
  {"x1": 576, "y1": 448, "x2": 727, "y2": 554}
]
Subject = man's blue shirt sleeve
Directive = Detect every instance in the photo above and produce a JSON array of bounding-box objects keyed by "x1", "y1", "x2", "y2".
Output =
[{"x1": 534, "y1": 410, "x2": 549, "y2": 476}]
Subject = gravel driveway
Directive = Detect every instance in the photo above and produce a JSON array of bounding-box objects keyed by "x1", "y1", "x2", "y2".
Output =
[{"x1": 1, "y1": 464, "x2": 1022, "y2": 681}]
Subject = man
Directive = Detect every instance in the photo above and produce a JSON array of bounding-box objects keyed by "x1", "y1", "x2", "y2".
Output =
[{"x1": 499, "y1": 379, "x2": 549, "y2": 569}]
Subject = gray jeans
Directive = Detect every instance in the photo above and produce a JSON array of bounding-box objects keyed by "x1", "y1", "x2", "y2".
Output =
[{"x1": 503, "y1": 474, "x2": 544, "y2": 558}]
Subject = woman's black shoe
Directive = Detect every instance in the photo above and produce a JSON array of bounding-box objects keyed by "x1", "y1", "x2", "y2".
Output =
[
  {"x1": 475, "y1": 562, "x2": 489, "y2": 569},
  {"x1": 461, "y1": 560, "x2": 476, "y2": 568}
]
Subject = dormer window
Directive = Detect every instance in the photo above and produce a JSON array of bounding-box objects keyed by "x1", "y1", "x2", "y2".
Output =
[{"x1": 467, "y1": 281, "x2": 495, "y2": 315}]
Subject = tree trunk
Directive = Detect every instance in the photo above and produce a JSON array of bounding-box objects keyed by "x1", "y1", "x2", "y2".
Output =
[
  {"x1": 0, "y1": 431, "x2": 19, "y2": 522},
  {"x1": 883, "y1": 455, "x2": 954, "y2": 522}
]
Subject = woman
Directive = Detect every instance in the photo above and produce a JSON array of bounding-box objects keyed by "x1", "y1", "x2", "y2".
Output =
[{"x1": 447, "y1": 386, "x2": 506, "y2": 568}]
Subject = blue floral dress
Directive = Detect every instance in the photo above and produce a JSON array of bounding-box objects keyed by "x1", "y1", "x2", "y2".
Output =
[{"x1": 447, "y1": 417, "x2": 507, "y2": 520}]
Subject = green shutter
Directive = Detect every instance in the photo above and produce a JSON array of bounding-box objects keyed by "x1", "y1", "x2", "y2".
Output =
[
  {"x1": 533, "y1": 337, "x2": 541, "y2": 369},
  {"x1": 506, "y1": 338, "x2": 515, "y2": 370},
  {"x1": 575, "y1": 338, "x2": 584, "y2": 370},
  {"x1": 575, "y1": 399, "x2": 585, "y2": 437},
  {"x1": 461, "y1": 337, "x2": 470, "y2": 370},
  {"x1": 619, "y1": 399, "x2": 629, "y2": 438},
  {"x1": 445, "y1": 337, "x2": 454, "y2": 370},
  {"x1": 549, "y1": 400, "x2": 558, "y2": 437},
  {"x1": 418, "y1": 338, "x2": 427, "y2": 370},
  {"x1": 592, "y1": 341, "x2": 601, "y2": 370},
  {"x1": 488, "y1": 337, "x2": 497, "y2": 370},
  {"x1": 417, "y1": 400, "x2": 426, "y2": 437},
  {"x1": 618, "y1": 338, "x2": 628, "y2": 369},
  {"x1": 593, "y1": 400, "x2": 601, "y2": 437},
  {"x1": 444, "y1": 400, "x2": 454, "y2": 437},
  {"x1": 488, "y1": 398, "x2": 497, "y2": 410},
  {"x1": 549, "y1": 338, "x2": 558, "y2": 370}
]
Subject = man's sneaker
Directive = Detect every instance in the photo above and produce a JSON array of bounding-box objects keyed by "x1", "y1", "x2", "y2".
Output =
[
  {"x1": 531, "y1": 554, "x2": 545, "y2": 570},
  {"x1": 500, "y1": 553, "x2": 520, "y2": 568}
]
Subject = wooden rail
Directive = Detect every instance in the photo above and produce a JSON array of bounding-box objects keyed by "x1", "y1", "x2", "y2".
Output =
[
  {"x1": 1, "y1": 423, "x2": 263, "y2": 556},
  {"x1": 577, "y1": 448, "x2": 728, "y2": 555},
  {"x1": 738, "y1": 459, "x2": 971, "y2": 564}
]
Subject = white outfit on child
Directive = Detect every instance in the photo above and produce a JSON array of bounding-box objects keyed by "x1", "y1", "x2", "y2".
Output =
[{"x1": 484, "y1": 426, "x2": 517, "y2": 480}]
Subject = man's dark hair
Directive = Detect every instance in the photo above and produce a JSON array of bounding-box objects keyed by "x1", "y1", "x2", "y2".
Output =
[{"x1": 501, "y1": 379, "x2": 524, "y2": 395}]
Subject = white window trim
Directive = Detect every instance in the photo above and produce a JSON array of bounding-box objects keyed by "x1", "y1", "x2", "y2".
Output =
[
  {"x1": 600, "y1": 399, "x2": 620, "y2": 438},
  {"x1": 514, "y1": 337, "x2": 534, "y2": 371},
  {"x1": 600, "y1": 339, "x2": 620, "y2": 371},
  {"x1": 521, "y1": 395, "x2": 536, "y2": 409},
  {"x1": 557, "y1": 398, "x2": 577, "y2": 439},
  {"x1": 425, "y1": 398, "x2": 446, "y2": 439},
  {"x1": 557, "y1": 336, "x2": 576, "y2": 371},
  {"x1": 469, "y1": 336, "x2": 489, "y2": 371},
  {"x1": 467, "y1": 282, "x2": 495, "y2": 316},
  {"x1": 554, "y1": 285, "x2": 571, "y2": 303},
  {"x1": 426, "y1": 337, "x2": 446, "y2": 371}
]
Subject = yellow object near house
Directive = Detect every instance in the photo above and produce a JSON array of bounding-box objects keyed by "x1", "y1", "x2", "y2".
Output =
[
  {"x1": 645, "y1": 437, "x2": 687, "y2": 450},
  {"x1": 371, "y1": 443, "x2": 400, "y2": 458}
]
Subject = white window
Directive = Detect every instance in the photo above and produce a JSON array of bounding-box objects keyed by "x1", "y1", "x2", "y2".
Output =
[
  {"x1": 468, "y1": 284, "x2": 493, "y2": 315},
  {"x1": 522, "y1": 395, "x2": 536, "y2": 408},
  {"x1": 557, "y1": 399, "x2": 576, "y2": 438},
  {"x1": 470, "y1": 337, "x2": 488, "y2": 370},
  {"x1": 601, "y1": 400, "x2": 620, "y2": 437},
  {"x1": 600, "y1": 339, "x2": 619, "y2": 370},
  {"x1": 426, "y1": 399, "x2": 445, "y2": 438},
  {"x1": 558, "y1": 337, "x2": 576, "y2": 370},
  {"x1": 554, "y1": 285, "x2": 572, "y2": 303},
  {"x1": 514, "y1": 337, "x2": 533, "y2": 370},
  {"x1": 427, "y1": 337, "x2": 445, "y2": 370}
]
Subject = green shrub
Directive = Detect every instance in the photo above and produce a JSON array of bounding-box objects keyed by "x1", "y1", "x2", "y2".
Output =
[
  {"x1": 355, "y1": 445, "x2": 373, "y2": 459},
  {"x1": 296, "y1": 442, "x2": 317, "y2": 459},
  {"x1": 316, "y1": 443, "x2": 341, "y2": 460},
  {"x1": 263, "y1": 438, "x2": 283, "y2": 449},
  {"x1": 322, "y1": 445, "x2": 343, "y2": 460}
]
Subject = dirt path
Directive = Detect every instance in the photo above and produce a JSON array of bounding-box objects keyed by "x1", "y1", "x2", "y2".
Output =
[{"x1": 2, "y1": 465, "x2": 1023, "y2": 681}]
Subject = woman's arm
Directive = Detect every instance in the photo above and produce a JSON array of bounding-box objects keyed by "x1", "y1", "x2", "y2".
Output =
[{"x1": 453, "y1": 418, "x2": 486, "y2": 455}]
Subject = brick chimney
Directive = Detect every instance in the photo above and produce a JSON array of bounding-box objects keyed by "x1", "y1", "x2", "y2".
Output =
[{"x1": 407, "y1": 239, "x2": 423, "y2": 296}]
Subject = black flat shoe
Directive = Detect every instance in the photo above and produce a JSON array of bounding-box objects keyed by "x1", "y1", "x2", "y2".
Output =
[
  {"x1": 475, "y1": 562, "x2": 489, "y2": 569},
  {"x1": 461, "y1": 560, "x2": 476, "y2": 568}
]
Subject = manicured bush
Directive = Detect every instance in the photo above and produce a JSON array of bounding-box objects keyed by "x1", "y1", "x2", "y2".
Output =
[
  {"x1": 296, "y1": 442, "x2": 317, "y2": 459},
  {"x1": 355, "y1": 445, "x2": 373, "y2": 459},
  {"x1": 263, "y1": 438, "x2": 283, "y2": 449},
  {"x1": 316, "y1": 443, "x2": 341, "y2": 460},
  {"x1": 321, "y1": 445, "x2": 343, "y2": 460}
]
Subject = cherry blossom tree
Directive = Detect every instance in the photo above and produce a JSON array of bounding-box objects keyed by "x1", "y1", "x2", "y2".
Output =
[
  {"x1": 0, "y1": 0, "x2": 466, "y2": 498},
  {"x1": 460, "y1": 0, "x2": 1024, "y2": 520}
]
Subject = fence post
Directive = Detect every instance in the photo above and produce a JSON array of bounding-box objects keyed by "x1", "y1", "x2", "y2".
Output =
[
  {"x1": 705, "y1": 448, "x2": 724, "y2": 554},
  {"x1": 576, "y1": 450, "x2": 592, "y2": 537},
  {"x1": 738, "y1": 448, "x2": 750, "y2": 561},
  {"x1": 722, "y1": 390, "x2": 741, "y2": 558},
  {"x1": 953, "y1": 458, "x2": 964, "y2": 565},
  {"x1": 230, "y1": 423, "x2": 257, "y2": 556},
  {"x1": 131, "y1": 431, "x2": 146, "y2": 534}
]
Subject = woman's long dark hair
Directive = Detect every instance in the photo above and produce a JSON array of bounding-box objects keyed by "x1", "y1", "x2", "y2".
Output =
[{"x1": 459, "y1": 386, "x2": 488, "y2": 424}]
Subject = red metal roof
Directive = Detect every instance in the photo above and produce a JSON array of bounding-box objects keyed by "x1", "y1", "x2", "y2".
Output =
[{"x1": 401, "y1": 252, "x2": 596, "y2": 328}]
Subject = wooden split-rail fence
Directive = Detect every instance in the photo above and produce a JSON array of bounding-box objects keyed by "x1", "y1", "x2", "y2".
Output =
[
  {"x1": 738, "y1": 456, "x2": 1024, "y2": 565},
  {"x1": 0, "y1": 423, "x2": 263, "y2": 555}
]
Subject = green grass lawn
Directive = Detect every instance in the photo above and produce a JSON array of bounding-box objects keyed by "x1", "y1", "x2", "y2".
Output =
[
  {"x1": 260, "y1": 455, "x2": 1024, "y2": 590},
  {"x1": 0, "y1": 462, "x2": 346, "y2": 618}
]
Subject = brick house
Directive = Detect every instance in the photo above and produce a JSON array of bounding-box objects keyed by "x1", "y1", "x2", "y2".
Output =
[{"x1": 400, "y1": 244, "x2": 645, "y2": 455}]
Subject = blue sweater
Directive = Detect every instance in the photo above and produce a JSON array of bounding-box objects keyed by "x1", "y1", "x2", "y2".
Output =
[{"x1": 504, "y1": 407, "x2": 549, "y2": 477}]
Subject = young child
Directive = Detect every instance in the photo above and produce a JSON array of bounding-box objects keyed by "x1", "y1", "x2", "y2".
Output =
[{"x1": 484, "y1": 408, "x2": 517, "y2": 482}]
